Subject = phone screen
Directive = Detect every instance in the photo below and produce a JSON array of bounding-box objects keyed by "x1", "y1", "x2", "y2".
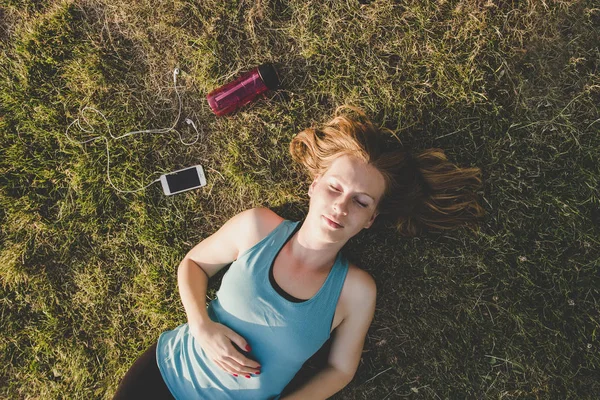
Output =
[{"x1": 166, "y1": 167, "x2": 201, "y2": 193}]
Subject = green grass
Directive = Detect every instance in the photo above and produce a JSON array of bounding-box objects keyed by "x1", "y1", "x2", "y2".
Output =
[{"x1": 1, "y1": 0, "x2": 599, "y2": 398}]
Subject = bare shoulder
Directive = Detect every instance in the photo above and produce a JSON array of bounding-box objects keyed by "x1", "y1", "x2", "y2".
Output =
[
  {"x1": 339, "y1": 263, "x2": 377, "y2": 316},
  {"x1": 235, "y1": 207, "x2": 284, "y2": 256},
  {"x1": 345, "y1": 263, "x2": 377, "y2": 299}
]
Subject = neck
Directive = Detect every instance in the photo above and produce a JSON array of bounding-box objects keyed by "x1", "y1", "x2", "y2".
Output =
[{"x1": 286, "y1": 218, "x2": 345, "y2": 272}]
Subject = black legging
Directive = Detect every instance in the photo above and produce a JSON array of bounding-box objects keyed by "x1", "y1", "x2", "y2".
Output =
[{"x1": 112, "y1": 342, "x2": 176, "y2": 400}]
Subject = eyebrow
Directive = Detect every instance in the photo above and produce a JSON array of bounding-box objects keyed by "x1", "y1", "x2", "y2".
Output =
[{"x1": 329, "y1": 175, "x2": 376, "y2": 201}]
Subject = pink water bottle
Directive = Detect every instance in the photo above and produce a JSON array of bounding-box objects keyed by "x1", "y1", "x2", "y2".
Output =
[{"x1": 206, "y1": 63, "x2": 280, "y2": 116}]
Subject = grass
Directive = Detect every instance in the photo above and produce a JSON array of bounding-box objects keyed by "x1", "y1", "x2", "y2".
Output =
[{"x1": 0, "y1": 0, "x2": 599, "y2": 398}]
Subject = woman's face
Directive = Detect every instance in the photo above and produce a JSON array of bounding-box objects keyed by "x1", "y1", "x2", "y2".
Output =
[{"x1": 307, "y1": 154, "x2": 386, "y2": 243}]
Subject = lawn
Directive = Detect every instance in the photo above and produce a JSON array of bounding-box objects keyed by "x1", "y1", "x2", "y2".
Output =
[{"x1": 0, "y1": 0, "x2": 599, "y2": 398}]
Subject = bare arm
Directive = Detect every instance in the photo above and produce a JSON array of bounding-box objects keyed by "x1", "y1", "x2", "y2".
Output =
[
  {"x1": 281, "y1": 268, "x2": 377, "y2": 399},
  {"x1": 177, "y1": 208, "x2": 279, "y2": 375},
  {"x1": 177, "y1": 209, "x2": 242, "y2": 327},
  {"x1": 282, "y1": 366, "x2": 353, "y2": 400},
  {"x1": 178, "y1": 207, "x2": 279, "y2": 321},
  {"x1": 178, "y1": 257, "x2": 211, "y2": 327}
]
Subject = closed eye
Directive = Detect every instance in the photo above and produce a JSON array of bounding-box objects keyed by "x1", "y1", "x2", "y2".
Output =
[{"x1": 330, "y1": 185, "x2": 367, "y2": 207}]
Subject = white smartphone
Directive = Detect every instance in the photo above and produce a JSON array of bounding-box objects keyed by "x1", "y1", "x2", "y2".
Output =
[{"x1": 160, "y1": 165, "x2": 207, "y2": 196}]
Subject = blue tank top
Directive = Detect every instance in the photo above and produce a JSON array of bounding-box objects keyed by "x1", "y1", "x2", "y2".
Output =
[{"x1": 156, "y1": 219, "x2": 349, "y2": 400}]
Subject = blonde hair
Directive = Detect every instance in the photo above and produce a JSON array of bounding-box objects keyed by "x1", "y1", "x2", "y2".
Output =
[{"x1": 289, "y1": 106, "x2": 485, "y2": 236}]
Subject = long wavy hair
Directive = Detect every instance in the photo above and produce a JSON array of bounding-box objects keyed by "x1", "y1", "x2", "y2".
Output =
[{"x1": 289, "y1": 106, "x2": 485, "y2": 236}]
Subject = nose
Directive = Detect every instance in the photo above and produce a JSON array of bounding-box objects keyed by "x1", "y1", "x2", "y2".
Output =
[{"x1": 333, "y1": 197, "x2": 349, "y2": 216}]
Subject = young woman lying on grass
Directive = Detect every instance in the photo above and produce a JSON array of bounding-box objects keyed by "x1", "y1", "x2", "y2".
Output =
[{"x1": 113, "y1": 106, "x2": 484, "y2": 400}]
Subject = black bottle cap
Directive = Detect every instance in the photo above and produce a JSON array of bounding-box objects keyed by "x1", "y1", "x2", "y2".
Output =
[{"x1": 257, "y1": 63, "x2": 280, "y2": 90}]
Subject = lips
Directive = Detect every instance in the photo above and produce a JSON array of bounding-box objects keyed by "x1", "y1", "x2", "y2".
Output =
[{"x1": 323, "y1": 215, "x2": 343, "y2": 228}]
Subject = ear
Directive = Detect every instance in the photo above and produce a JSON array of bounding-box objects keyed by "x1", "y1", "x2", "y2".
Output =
[
  {"x1": 364, "y1": 211, "x2": 379, "y2": 229},
  {"x1": 308, "y1": 174, "x2": 321, "y2": 198}
]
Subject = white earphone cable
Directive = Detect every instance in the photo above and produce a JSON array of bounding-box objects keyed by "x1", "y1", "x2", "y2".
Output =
[{"x1": 65, "y1": 68, "x2": 201, "y2": 193}]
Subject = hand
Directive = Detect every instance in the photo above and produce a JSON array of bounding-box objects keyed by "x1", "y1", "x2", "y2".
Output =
[{"x1": 189, "y1": 320, "x2": 261, "y2": 377}]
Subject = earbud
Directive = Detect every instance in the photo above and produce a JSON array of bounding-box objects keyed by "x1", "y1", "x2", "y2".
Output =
[
  {"x1": 184, "y1": 118, "x2": 197, "y2": 130},
  {"x1": 66, "y1": 64, "x2": 199, "y2": 193}
]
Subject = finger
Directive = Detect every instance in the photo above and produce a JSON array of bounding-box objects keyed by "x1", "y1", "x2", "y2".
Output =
[
  {"x1": 224, "y1": 356, "x2": 262, "y2": 375},
  {"x1": 218, "y1": 356, "x2": 258, "y2": 377},
  {"x1": 213, "y1": 359, "x2": 239, "y2": 377},
  {"x1": 223, "y1": 328, "x2": 252, "y2": 354},
  {"x1": 222, "y1": 329, "x2": 261, "y2": 369},
  {"x1": 225, "y1": 347, "x2": 261, "y2": 370}
]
